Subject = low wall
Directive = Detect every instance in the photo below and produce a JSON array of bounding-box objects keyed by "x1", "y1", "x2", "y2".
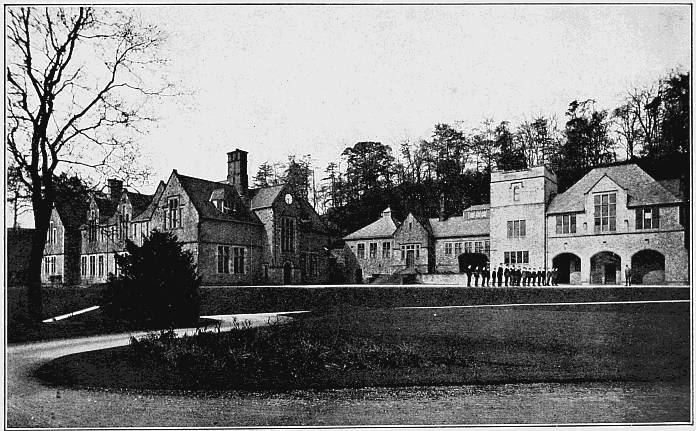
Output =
[{"x1": 198, "y1": 285, "x2": 690, "y2": 315}]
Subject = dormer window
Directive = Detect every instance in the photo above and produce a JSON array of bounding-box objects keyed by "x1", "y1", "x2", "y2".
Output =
[{"x1": 212, "y1": 199, "x2": 231, "y2": 214}]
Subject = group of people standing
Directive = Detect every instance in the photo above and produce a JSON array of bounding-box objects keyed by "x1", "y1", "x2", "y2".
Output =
[{"x1": 464, "y1": 264, "x2": 559, "y2": 287}]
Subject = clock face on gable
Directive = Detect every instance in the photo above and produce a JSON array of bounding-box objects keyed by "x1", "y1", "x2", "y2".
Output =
[{"x1": 284, "y1": 193, "x2": 293, "y2": 205}]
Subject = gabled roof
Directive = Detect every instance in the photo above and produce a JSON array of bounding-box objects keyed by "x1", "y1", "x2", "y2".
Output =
[
  {"x1": 126, "y1": 191, "x2": 153, "y2": 218},
  {"x1": 344, "y1": 212, "x2": 399, "y2": 241},
  {"x1": 249, "y1": 184, "x2": 285, "y2": 210},
  {"x1": 55, "y1": 200, "x2": 89, "y2": 230},
  {"x1": 547, "y1": 164, "x2": 681, "y2": 214},
  {"x1": 175, "y1": 173, "x2": 261, "y2": 224},
  {"x1": 428, "y1": 215, "x2": 489, "y2": 238},
  {"x1": 395, "y1": 212, "x2": 432, "y2": 237},
  {"x1": 132, "y1": 181, "x2": 166, "y2": 222},
  {"x1": 93, "y1": 197, "x2": 117, "y2": 222}
]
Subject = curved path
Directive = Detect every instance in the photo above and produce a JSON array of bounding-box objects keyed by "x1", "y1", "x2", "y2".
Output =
[{"x1": 7, "y1": 311, "x2": 690, "y2": 428}]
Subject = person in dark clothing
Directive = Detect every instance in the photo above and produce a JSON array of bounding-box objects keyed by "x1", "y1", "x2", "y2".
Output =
[
  {"x1": 529, "y1": 268, "x2": 536, "y2": 286},
  {"x1": 536, "y1": 268, "x2": 542, "y2": 286},
  {"x1": 466, "y1": 265, "x2": 472, "y2": 287},
  {"x1": 474, "y1": 266, "x2": 480, "y2": 287},
  {"x1": 497, "y1": 264, "x2": 503, "y2": 287},
  {"x1": 503, "y1": 265, "x2": 510, "y2": 286},
  {"x1": 524, "y1": 267, "x2": 530, "y2": 286},
  {"x1": 625, "y1": 265, "x2": 632, "y2": 286},
  {"x1": 482, "y1": 265, "x2": 490, "y2": 287},
  {"x1": 511, "y1": 266, "x2": 518, "y2": 286},
  {"x1": 546, "y1": 268, "x2": 553, "y2": 286},
  {"x1": 552, "y1": 267, "x2": 559, "y2": 286}
]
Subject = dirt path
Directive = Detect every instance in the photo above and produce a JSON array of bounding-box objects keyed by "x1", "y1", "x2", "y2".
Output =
[{"x1": 6, "y1": 311, "x2": 690, "y2": 428}]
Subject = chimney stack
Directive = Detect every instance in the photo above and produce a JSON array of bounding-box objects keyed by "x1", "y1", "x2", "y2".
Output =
[
  {"x1": 227, "y1": 149, "x2": 248, "y2": 197},
  {"x1": 107, "y1": 179, "x2": 123, "y2": 201},
  {"x1": 439, "y1": 193, "x2": 446, "y2": 221}
]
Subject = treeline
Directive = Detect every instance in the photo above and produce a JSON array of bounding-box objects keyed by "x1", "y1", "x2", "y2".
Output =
[{"x1": 258, "y1": 71, "x2": 689, "y2": 236}]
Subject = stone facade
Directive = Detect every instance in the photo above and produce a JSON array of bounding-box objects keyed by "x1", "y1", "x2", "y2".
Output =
[
  {"x1": 43, "y1": 149, "x2": 332, "y2": 286},
  {"x1": 344, "y1": 163, "x2": 688, "y2": 285},
  {"x1": 41, "y1": 204, "x2": 84, "y2": 286}
]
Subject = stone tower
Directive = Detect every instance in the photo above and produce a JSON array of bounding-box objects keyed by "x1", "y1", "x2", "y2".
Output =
[{"x1": 488, "y1": 165, "x2": 557, "y2": 271}]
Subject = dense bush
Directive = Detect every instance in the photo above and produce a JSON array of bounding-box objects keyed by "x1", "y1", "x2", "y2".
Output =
[
  {"x1": 129, "y1": 317, "x2": 435, "y2": 389},
  {"x1": 103, "y1": 231, "x2": 200, "y2": 327}
]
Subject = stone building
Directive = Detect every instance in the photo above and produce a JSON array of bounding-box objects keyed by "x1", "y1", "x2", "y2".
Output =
[
  {"x1": 343, "y1": 205, "x2": 491, "y2": 281},
  {"x1": 344, "y1": 163, "x2": 688, "y2": 285},
  {"x1": 41, "y1": 199, "x2": 88, "y2": 285},
  {"x1": 40, "y1": 149, "x2": 331, "y2": 286},
  {"x1": 544, "y1": 164, "x2": 688, "y2": 285},
  {"x1": 79, "y1": 180, "x2": 155, "y2": 284},
  {"x1": 147, "y1": 149, "x2": 332, "y2": 285}
]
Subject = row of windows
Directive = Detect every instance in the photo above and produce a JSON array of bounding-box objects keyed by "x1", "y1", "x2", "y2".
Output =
[
  {"x1": 504, "y1": 250, "x2": 529, "y2": 265},
  {"x1": 80, "y1": 254, "x2": 109, "y2": 278},
  {"x1": 217, "y1": 245, "x2": 247, "y2": 275},
  {"x1": 507, "y1": 220, "x2": 526, "y2": 238},
  {"x1": 357, "y1": 241, "x2": 392, "y2": 259},
  {"x1": 554, "y1": 201, "x2": 660, "y2": 235},
  {"x1": 444, "y1": 240, "x2": 490, "y2": 255}
]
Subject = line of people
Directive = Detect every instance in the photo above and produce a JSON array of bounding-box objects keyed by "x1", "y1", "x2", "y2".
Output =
[{"x1": 464, "y1": 264, "x2": 559, "y2": 287}]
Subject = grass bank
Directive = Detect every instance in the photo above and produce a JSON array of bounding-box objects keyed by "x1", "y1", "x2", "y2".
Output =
[{"x1": 37, "y1": 302, "x2": 689, "y2": 391}]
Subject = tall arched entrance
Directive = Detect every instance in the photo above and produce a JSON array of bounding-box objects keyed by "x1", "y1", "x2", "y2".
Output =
[
  {"x1": 631, "y1": 249, "x2": 665, "y2": 285},
  {"x1": 458, "y1": 253, "x2": 489, "y2": 272},
  {"x1": 552, "y1": 253, "x2": 581, "y2": 284},
  {"x1": 590, "y1": 251, "x2": 621, "y2": 285},
  {"x1": 283, "y1": 261, "x2": 293, "y2": 285}
]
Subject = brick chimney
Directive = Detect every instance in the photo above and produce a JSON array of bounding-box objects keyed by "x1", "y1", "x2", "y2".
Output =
[
  {"x1": 439, "y1": 193, "x2": 446, "y2": 221},
  {"x1": 107, "y1": 179, "x2": 123, "y2": 201},
  {"x1": 227, "y1": 149, "x2": 249, "y2": 197}
]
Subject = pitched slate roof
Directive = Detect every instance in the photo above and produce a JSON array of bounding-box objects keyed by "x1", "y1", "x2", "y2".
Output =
[
  {"x1": 463, "y1": 203, "x2": 490, "y2": 212},
  {"x1": 126, "y1": 191, "x2": 154, "y2": 218},
  {"x1": 176, "y1": 173, "x2": 261, "y2": 224},
  {"x1": 344, "y1": 212, "x2": 399, "y2": 240},
  {"x1": 55, "y1": 200, "x2": 89, "y2": 230},
  {"x1": 428, "y1": 215, "x2": 490, "y2": 238},
  {"x1": 94, "y1": 197, "x2": 117, "y2": 222},
  {"x1": 249, "y1": 185, "x2": 285, "y2": 210},
  {"x1": 132, "y1": 181, "x2": 166, "y2": 222},
  {"x1": 547, "y1": 164, "x2": 681, "y2": 214}
]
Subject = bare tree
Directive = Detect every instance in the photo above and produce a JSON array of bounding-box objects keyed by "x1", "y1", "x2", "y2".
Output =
[
  {"x1": 7, "y1": 162, "x2": 32, "y2": 228},
  {"x1": 6, "y1": 7, "x2": 171, "y2": 321},
  {"x1": 626, "y1": 84, "x2": 663, "y2": 151},
  {"x1": 612, "y1": 103, "x2": 642, "y2": 159}
]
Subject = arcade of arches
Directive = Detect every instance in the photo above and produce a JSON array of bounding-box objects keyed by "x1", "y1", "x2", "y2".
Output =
[{"x1": 550, "y1": 249, "x2": 666, "y2": 285}]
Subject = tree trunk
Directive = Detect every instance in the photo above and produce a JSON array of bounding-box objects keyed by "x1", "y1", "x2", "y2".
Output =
[
  {"x1": 27, "y1": 201, "x2": 51, "y2": 322},
  {"x1": 27, "y1": 226, "x2": 47, "y2": 322}
]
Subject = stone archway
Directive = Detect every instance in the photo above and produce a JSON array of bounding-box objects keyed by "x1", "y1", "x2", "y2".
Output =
[
  {"x1": 590, "y1": 251, "x2": 621, "y2": 285},
  {"x1": 552, "y1": 253, "x2": 582, "y2": 284},
  {"x1": 458, "y1": 253, "x2": 489, "y2": 273},
  {"x1": 631, "y1": 249, "x2": 665, "y2": 285}
]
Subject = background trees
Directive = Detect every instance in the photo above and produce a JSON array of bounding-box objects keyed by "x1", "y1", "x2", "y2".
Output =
[{"x1": 6, "y1": 7, "x2": 170, "y2": 320}]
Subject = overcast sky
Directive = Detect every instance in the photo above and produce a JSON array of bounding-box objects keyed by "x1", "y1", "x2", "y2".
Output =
[{"x1": 6, "y1": 4, "x2": 691, "y2": 227}]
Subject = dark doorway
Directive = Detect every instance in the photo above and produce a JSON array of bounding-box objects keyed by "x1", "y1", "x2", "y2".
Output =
[
  {"x1": 355, "y1": 268, "x2": 363, "y2": 284},
  {"x1": 458, "y1": 253, "x2": 489, "y2": 272},
  {"x1": 590, "y1": 251, "x2": 621, "y2": 285},
  {"x1": 631, "y1": 249, "x2": 665, "y2": 285},
  {"x1": 283, "y1": 261, "x2": 293, "y2": 285},
  {"x1": 552, "y1": 253, "x2": 581, "y2": 284}
]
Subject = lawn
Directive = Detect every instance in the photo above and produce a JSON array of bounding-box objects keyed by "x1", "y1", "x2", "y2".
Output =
[{"x1": 36, "y1": 302, "x2": 689, "y2": 391}]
